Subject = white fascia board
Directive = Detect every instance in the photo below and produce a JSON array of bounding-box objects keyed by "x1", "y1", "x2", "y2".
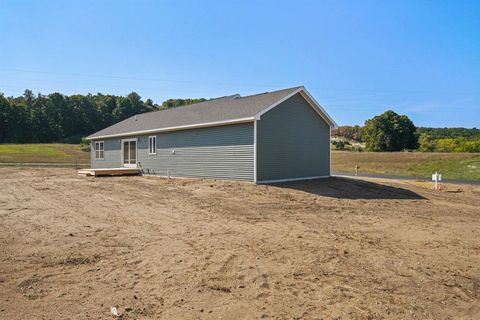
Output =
[
  {"x1": 299, "y1": 88, "x2": 338, "y2": 128},
  {"x1": 86, "y1": 117, "x2": 256, "y2": 140},
  {"x1": 254, "y1": 86, "x2": 338, "y2": 128},
  {"x1": 254, "y1": 87, "x2": 304, "y2": 119}
]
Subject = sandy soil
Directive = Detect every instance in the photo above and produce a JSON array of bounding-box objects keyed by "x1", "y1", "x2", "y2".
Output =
[{"x1": 0, "y1": 168, "x2": 479, "y2": 319}]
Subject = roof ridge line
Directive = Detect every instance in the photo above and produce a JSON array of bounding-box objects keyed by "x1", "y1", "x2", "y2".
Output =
[
  {"x1": 236, "y1": 86, "x2": 303, "y2": 100},
  {"x1": 138, "y1": 86, "x2": 302, "y2": 116}
]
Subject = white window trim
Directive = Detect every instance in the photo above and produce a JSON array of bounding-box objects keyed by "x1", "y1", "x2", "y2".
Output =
[
  {"x1": 148, "y1": 136, "x2": 157, "y2": 155},
  {"x1": 94, "y1": 141, "x2": 105, "y2": 160}
]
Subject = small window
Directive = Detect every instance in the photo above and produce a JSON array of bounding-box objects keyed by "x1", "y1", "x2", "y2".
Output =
[
  {"x1": 95, "y1": 141, "x2": 104, "y2": 160},
  {"x1": 149, "y1": 136, "x2": 156, "y2": 155}
]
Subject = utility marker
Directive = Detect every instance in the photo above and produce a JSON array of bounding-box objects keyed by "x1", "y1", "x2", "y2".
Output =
[{"x1": 432, "y1": 172, "x2": 442, "y2": 191}]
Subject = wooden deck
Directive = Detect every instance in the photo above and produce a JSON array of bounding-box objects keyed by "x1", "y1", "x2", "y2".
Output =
[{"x1": 77, "y1": 168, "x2": 141, "y2": 177}]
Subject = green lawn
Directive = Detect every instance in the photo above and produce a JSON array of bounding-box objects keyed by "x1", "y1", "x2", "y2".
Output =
[
  {"x1": 332, "y1": 151, "x2": 480, "y2": 181},
  {"x1": 0, "y1": 144, "x2": 90, "y2": 164}
]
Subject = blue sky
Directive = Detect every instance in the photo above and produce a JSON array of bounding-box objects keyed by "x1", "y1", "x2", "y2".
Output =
[{"x1": 0, "y1": 0, "x2": 479, "y2": 127}]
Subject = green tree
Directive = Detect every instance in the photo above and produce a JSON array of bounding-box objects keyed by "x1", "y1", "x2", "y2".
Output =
[
  {"x1": 145, "y1": 98, "x2": 156, "y2": 110},
  {"x1": 127, "y1": 92, "x2": 147, "y2": 115},
  {"x1": 463, "y1": 140, "x2": 480, "y2": 153},
  {"x1": 23, "y1": 89, "x2": 35, "y2": 107},
  {"x1": 332, "y1": 139, "x2": 351, "y2": 150},
  {"x1": 95, "y1": 94, "x2": 117, "y2": 127},
  {"x1": 0, "y1": 94, "x2": 8, "y2": 142},
  {"x1": 0, "y1": 90, "x2": 205, "y2": 144},
  {"x1": 416, "y1": 127, "x2": 480, "y2": 139},
  {"x1": 363, "y1": 110, "x2": 418, "y2": 151},
  {"x1": 161, "y1": 98, "x2": 206, "y2": 109},
  {"x1": 418, "y1": 133, "x2": 436, "y2": 152},
  {"x1": 4, "y1": 100, "x2": 30, "y2": 143}
]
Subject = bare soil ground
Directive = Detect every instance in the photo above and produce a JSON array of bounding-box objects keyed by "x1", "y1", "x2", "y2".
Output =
[{"x1": 0, "y1": 168, "x2": 479, "y2": 319}]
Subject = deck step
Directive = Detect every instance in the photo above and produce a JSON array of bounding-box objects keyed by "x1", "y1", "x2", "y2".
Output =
[{"x1": 77, "y1": 168, "x2": 141, "y2": 177}]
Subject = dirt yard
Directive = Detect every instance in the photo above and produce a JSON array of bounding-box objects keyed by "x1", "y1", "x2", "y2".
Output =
[{"x1": 0, "y1": 168, "x2": 479, "y2": 319}]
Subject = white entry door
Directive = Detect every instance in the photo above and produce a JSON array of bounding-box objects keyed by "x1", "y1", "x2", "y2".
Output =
[{"x1": 122, "y1": 139, "x2": 137, "y2": 168}]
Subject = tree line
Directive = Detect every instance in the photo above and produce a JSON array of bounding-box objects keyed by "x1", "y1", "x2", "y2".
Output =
[
  {"x1": 0, "y1": 90, "x2": 203, "y2": 144},
  {"x1": 416, "y1": 127, "x2": 480, "y2": 152},
  {"x1": 332, "y1": 110, "x2": 479, "y2": 152},
  {"x1": 1, "y1": 90, "x2": 478, "y2": 153}
]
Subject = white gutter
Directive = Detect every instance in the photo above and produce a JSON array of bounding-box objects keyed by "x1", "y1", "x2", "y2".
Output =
[{"x1": 86, "y1": 117, "x2": 256, "y2": 140}]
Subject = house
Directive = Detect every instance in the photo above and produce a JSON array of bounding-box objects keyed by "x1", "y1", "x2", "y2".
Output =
[{"x1": 86, "y1": 86, "x2": 337, "y2": 183}]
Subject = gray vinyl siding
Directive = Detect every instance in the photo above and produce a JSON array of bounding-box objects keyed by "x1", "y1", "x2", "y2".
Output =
[
  {"x1": 256, "y1": 93, "x2": 331, "y2": 182},
  {"x1": 91, "y1": 123, "x2": 254, "y2": 181},
  {"x1": 91, "y1": 139, "x2": 122, "y2": 168}
]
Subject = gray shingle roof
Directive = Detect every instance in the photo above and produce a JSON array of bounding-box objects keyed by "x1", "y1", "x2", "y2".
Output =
[{"x1": 87, "y1": 86, "x2": 304, "y2": 139}]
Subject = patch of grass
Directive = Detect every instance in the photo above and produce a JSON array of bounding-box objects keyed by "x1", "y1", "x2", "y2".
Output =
[
  {"x1": 332, "y1": 151, "x2": 480, "y2": 181},
  {"x1": 411, "y1": 156, "x2": 480, "y2": 181},
  {"x1": 0, "y1": 144, "x2": 90, "y2": 164}
]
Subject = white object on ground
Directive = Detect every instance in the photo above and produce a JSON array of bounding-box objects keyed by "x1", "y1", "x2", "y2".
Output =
[
  {"x1": 432, "y1": 172, "x2": 442, "y2": 190},
  {"x1": 111, "y1": 307, "x2": 119, "y2": 317}
]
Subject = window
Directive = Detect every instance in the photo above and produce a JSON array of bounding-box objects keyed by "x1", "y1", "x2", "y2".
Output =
[
  {"x1": 149, "y1": 136, "x2": 156, "y2": 155},
  {"x1": 95, "y1": 141, "x2": 104, "y2": 160}
]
